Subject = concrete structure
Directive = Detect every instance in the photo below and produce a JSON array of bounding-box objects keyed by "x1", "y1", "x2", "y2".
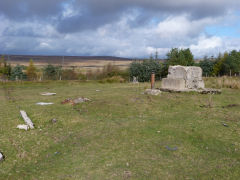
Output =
[{"x1": 161, "y1": 65, "x2": 205, "y2": 91}]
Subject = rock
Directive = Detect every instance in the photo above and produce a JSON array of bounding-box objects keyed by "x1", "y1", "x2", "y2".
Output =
[
  {"x1": 165, "y1": 146, "x2": 178, "y2": 151},
  {"x1": 222, "y1": 123, "x2": 228, "y2": 127},
  {"x1": 132, "y1": 76, "x2": 139, "y2": 84},
  {"x1": 41, "y1": 92, "x2": 56, "y2": 96},
  {"x1": 144, "y1": 89, "x2": 161, "y2": 96},
  {"x1": 17, "y1": 124, "x2": 29, "y2": 131},
  {"x1": 197, "y1": 88, "x2": 222, "y2": 94},
  {"x1": 61, "y1": 97, "x2": 91, "y2": 105},
  {"x1": 123, "y1": 171, "x2": 132, "y2": 178},
  {"x1": 61, "y1": 98, "x2": 72, "y2": 104},
  {"x1": 72, "y1": 97, "x2": 91, "y2": 104},
  {"x1": 0, "y1": 152, "x2": 4, "y2": 162},
  {"x1": 222, "y1": 104, "x2": 239, "y2": 108},
  {"x1": 36, "y1": 102, "x2": 54, "y2": 106},
  {"x1": 51, "y1": 118, "x2": 57, "y2": 123}
]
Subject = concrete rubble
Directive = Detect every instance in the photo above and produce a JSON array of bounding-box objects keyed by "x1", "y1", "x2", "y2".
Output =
[
  {"x1": 41, "y1": 92, "x2": 56, "y2": 96},
  {"x1": 144, "y1": 89, "x2": 161, "y2": 96},
  {"x1": 36, "y1": 102, "x2": 54, "y2": 105},
  {"x1": 61, "y1": 97, "x2": 91, "y2": 105},
  {"x1": 0, "y1": 152, "x2": 4, "y2": 162},
  {"x1": 17, "y1": 124, "x2": 29, "y2": 131}
]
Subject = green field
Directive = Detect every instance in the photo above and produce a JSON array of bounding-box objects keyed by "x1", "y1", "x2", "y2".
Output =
[{"x1": 1, "y1": 81, "x2": 240, "y2": 179}]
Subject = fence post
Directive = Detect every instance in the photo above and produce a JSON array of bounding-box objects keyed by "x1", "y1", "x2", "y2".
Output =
[{"x1": 151, "y1": 71, "x2": 155, "y2": 89}]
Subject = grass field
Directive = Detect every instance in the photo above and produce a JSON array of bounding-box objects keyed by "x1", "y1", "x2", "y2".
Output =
[
  {"x1": 10, "y1": 60, "x2": 132, "y2": 71},
  {"x1": 1, "y1": 80, "x2": 240, "y2": 179}
]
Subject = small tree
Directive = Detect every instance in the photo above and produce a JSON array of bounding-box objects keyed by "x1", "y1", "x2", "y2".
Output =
[
  {"x1": 222, "y1": 50, "x2": 240, "y2": 76},
  {"x1": 212, "y1": 53, "x2": 228, "y2": 76},
  {"x1": 43, "y1": 64, "x2": 60, "y2": 80},
  {"x1": 11, "y1": 64, "x2": 26, "y2": 80},
  {"x1": 199, "y1": 56, "x2": 215, "y2": 77},
  {"x1": 129, "y1": 59, "x2": 161, "y2": 82},
  {"x1": 26, "y1": 59, "x2": 37, "y2": 80},
  {"x1": 166, "y1": 48, "x2": 194, "y2": 66},
  {"x1": 0, "y1": 56, "x2": 12, "y2": 79}
]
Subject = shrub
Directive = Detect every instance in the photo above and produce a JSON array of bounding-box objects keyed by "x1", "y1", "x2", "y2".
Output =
[
  {"x1": 26, "y1": 59, "x2": 37, "y2": 80},
  {"x1": 61, "y1": 69, "x2": 78, "y2": 80},
  {"x1": 86, "y1": 63, "x2": 129, "y2": 81},
  {"x1": 204, "y1": 76, "x2": 240, "y2": 89},
  {"x1": 0, "y1": 56, "x2": 12, "y2": 79},
  {"x1": 99, "y1": 76, "x2": 125, "y2": 83},
  {"x1": 199, "y1": 56, "x2": 215, "y2": 77},
  {"x1": 43, "y1": 64, "x2": 61, "y2": 80},
  {"x1": 129, "y1": 60, "x2": 161, "y2": 82},
  {"x1": 10, "y1": 65, "x2": 27, "y2": 80}
]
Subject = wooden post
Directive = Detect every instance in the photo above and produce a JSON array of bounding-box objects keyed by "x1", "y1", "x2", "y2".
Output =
[{"x1": 151, "y1": 72, "x2": 155, "y2": 89}]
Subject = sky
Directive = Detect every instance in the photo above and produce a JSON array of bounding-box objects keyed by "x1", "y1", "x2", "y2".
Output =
[{"x1": 0, "y1": 0, "x2": 240, "y2": 58}]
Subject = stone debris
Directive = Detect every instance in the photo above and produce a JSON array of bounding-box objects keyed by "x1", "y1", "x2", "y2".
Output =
[
  {"x1": 132, "y1": 76, "x2": 139, "y2": 84},
  {"x1": 0, "y1": 152, "x2": 4, "y2": 162},
  {"x1": 123, "y1": 171, "x2": 132, "y2": 178},
  {"x1": 144, "y1": 89, "x2": 161, "y2": 96},
  {"x1": 51, "y1": 118, "x2": 57, "y2": 123},
  {"x1": 96, "y1": 90, "x2": 101, "y2": 92},
  {"x1": 20, "y1": 110, "x2": 34, "y2": 129},
  {"x1": 73, "y1": 97, "x2": 91, "y2": 104},
  {"x1": 61, "y1": 97, "x2": 91, "y2": 105},
  {"x1": 222, "y1": 104, "x2": 239, "y2": 108},
  {"x1": 198, "y1": 88, "x2": 221, "y2": 94},
  {"x1": 41, "y1": 92, "x2": 56, "y2": 96},
  {"x1": 17, "y1": 124, "x2": 29, "y2": 131},
  {"x1": 222, "y1": 123, "x2": 229, "y2": 127},
  {"x1": 61, "y1": 98, "x2": 72, "y2": 104},
  {"x1": 160, "y1": 88, "x2": 221, "y2": 94},
  {"x1": 161, "y1": 65, "x2": 221, "y2": 94},
  {"x1": 36, "y1": 102, "x2": 54, "y2": 106},
  {"x1": 165, "y1": 146, "x2": 178, "y2": 151}
]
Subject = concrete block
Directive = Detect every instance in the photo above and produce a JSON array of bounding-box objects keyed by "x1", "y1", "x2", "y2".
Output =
[{"x1": 161, "y1": 78, "x2": 186, "y2": 90}]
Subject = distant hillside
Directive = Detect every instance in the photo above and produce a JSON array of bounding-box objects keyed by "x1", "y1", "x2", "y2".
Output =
[{"x1": 1, "y1": 55, "x2": 132, "y2": 64}]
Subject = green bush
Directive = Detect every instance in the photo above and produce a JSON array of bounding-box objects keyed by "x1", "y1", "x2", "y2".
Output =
[
  {"x1": 43, "y1": 64, "x2": 61, "y2": 80},
  {"x1": 10, "y1": 65, "x2": 27, "y2": 80},
  {"x1": 198, "y1": 57, "x2": 215, "y2": 77},
  {"x1": 99, "y1": 76, "x2": 125, "y2": 83},
  {"x1": 86, "y1": 63, "x2": 129, "y2": 81},
  {"x1": 129, "y1": 60, "x2": 161, "y2": 82},
  {"x1": 61, "y1": 69, "x2": 78, "y2": 80}
]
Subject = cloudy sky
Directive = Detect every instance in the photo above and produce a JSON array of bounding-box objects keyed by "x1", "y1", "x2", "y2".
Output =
[{"x1": 0, "y1": 0, "x2": 240, "y2": 58}]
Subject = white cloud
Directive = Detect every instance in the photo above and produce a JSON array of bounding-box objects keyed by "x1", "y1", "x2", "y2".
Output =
[
  {"x1": 189, "y1": 36, "x2": 223, "y2": 57},
  {"x1": 0, "y1": 9, "x2": 240, "y2": 58}
]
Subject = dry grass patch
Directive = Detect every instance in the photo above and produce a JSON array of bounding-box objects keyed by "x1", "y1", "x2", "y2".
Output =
[{"x1": 204, "y1": 76, "x2": 240, "y2": 89}]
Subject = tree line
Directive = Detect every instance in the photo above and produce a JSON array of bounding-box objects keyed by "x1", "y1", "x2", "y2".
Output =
[
  {"x1": 0, "y1": 56, "x2": 128, "y2": 82},
  {"x1": 129, "y1": 48, "x2": 240, "y2": 82},
  {"x1": 1, "y1": 48, "x2": 240, "y2": 82}
]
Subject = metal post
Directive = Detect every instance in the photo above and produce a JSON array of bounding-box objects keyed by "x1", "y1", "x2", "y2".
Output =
[{"x1": 151, "y1": 71, "x2": 155, "y2": 89}]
